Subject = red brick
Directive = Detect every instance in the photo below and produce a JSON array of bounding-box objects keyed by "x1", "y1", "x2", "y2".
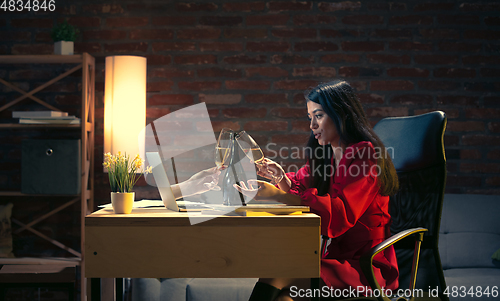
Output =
[
  {"x1": 211, "y1": 121, "x2": 241, "y2": 132},
  {"x1": 274, "y1": 80, "x2": 319, "y2": 90},
  {"x1": 294, "y1": 42, "x2": 339, "y2": 51},
  {"x1": 11, "y1": 44, "x2": 52, "y2": 55},
  {"x1": 446, "y1": 175, "x2": 482, "y2": 187},
  {"x1": 350, "y1": 81, "x2": 368, "y2": 92},
  {"x1": 272, "y1": 55, "x2": 315, "y2": 64},
  {"x1": 174, "y1": 55, "x2": 217, "y2": 65},
  {"x1": 131, "y1": 29, "x2": 174, "y2": 40},
  {"x1": 106, "y1": 17, "x2": 148, "y2": 27},
  {"x1": 199, "y1": 42, "x2": 243, "y2": 52},
  {"x1": 246, "y1": 67, "x2": 288, "y2": 78},
  {"x1": 247, "y1": 15, "x2": 289, "y2": 26},
  {"x1": 448, "y1": 121, "x2": 485, "y2": 132},
  {"x1": 466, "y1": 108, "x2": 500, "y2": 119},
  {"x1": 389, "y1": 15, "x2": 433, "y2": 25},
  {"x1": 224, "y1": 28, "x2": 268, "y2": 39},
  {"x1": 178, "y1": 81, "x2": 221, "y2": 91},
  {"x1": 462, "y1": 135, "x2": 500, "y2": 146},
  {"x1": 460, "y1": 162, "x2": 500, "y2": 173},
  {"x1": 319, "y1": 2, "x2": 362, "y2": 11},
  {"x1": 272, "y1": 134, "x2": 310, "y2": 145},
  {"x1": 292, "y1": 121, "x2": 311, "y2": 132},
  {"x1": 486, "y1": 177, "x2": 500, "y2": 186},
  {"x1": 489, "y1": 122, "x2": 500, "y2": 133},
  {"x1": 464, "y1": 30, "x2": 500, "y2": 40},
  {"x1": 459, "y1": 3, "x2": 500, "y2": 11},
  {"x1": 292, "y1": 67, "x2": 336, "y2": 77},
  {"x1": 152, "y1": 16, "x2": 196, "y2": 26},
  {"x1": 389, "y1": 42, "x2": 433, "y2": 51},
  {"x1": 83, "y1": 30, "x2": 127, "y2": 40},
  {"x1": 104, "y1": 42, "x2": 148, "y2": 53},
  {"x1": 460, "y1": 149, "x2": 482, "y2": 160},
  {"x1": 367, "y1": 54, "x2": 410, "y2": 64},
  {"x1": 320, "y1": 30, "x2": 342, "y2": 38},
  {"x1": 438, "y1": 15, "x2": 480, "y2": 25},
  {"x1": 247, "y1": 42, "x2": 290, "y2": 52},
  {"x1": 339, "y1": 67, "x2": 382, "y2": 77},
  {"x1": 416, "y1": 108, "x2": 459, "y2": 119},
  {"x1": 199, "y1": 16, "x2": 243, "y2": 26},
  {"x1": 269, "y1": 2, "x2": 312, "y2": 11},
  {"x1": 485, "y1": 16, "x2": 500, "y2": 26},
  {"x1": 272, "y1": 28, "x2": 317, "y2": 38},
  {"x1": 462, "y1": 55, "x2": 500, "y2": 65},
  {"x1": 147, "y1": 107, "x2": 172, "y2": 119},
  {"x1": 293, "y1": 15, "x2": 337, "y2": 25},
  {"x1": 199, "y1": 94, "x2": 241, "y2": 104},
  {"x1": 246, "y1": 94, "x2": 288, "y2": 104},
  {"x1": 487, "y1": 150, "x2": 500, "y2": 160},
  {"x1": 178, "y1": 28, "x2": 221, "y2": 40},
  {"x1": 418, "y1": 81, "x2": 460, "y2": 91},
  {"x1": 436, "y1": 96, "x2": 479, "y2": 106},
  {"x1": 75, "y1": 43, "x2": 101, "y2": 53},
  {"x1": 438, "y1": 42, "x2": 482, "y2": 52},
  {"x1": 484, "y1": 96, "x2": 500, "y2": 106},
  {"x1": 367, "y1": 3, "x2": 406, "y2": 10},
  {"x1": 149, "y1": 94, "x2": 194, "y2": 106},
  {"x1": 321, "y1": 54, "x2": 360, "y2": 63},
  {"x1": 419, "y1": 29, "x2": 459, "y2": 39},
  {"x1": 152, "y1": 42, "x2": 195, "y2": 52},
  {"x1": 35, "y1": 32, "x2": 51, "y2": 43},
  {"x1": 147, "y1": 81, "x2": 174, "y2": 92},
  {"x1": 342, "y1": 15, "x2": 384, "y2": 25},
  {"x1": 390, "y1": 94, "x2": 433, "y2": 105},
  {"x1": 413, "y1": 3, "x2": 455, "y2": 11},
  {"x1": 387, "y1": 68, "x2": 430, "y2": 77},
  {"x1": 222, "y1": 108, "x2": 267, "y2": 118},
  {"x1": 176, "y1": 3, "x2": 218, "y2": 11},
  {"x1": 83, "y1": 4, "x2": 124, "y2": 14},
  {"x1": 0, "y1": 32, "x2": 31, "y2": 42},
  {"x1": 371, "y1": 29, "x2": 412, "y2": 38},
  {"x1": 198, "y1": 67, "x2": 241, "y2": 78},
  {"x1": 67, "y1": 17, "x2": 100, "y2": 28},
  {"x1": 341, "y1": 41, "x2": 383, "y2": 52},
  {"x1": 464, "y1": 82, "x2": 500, "y2": 92},
  {"x1": 150, "y1": 67, "x2": 194, "y2": 78},
  {"x1": 371, "y1": 80, "x2": 414, "y2": 91},
  {"x1": 244, "y1": 121, "x2": 288, "y2": 131},
  {"x1": 223, "y1": 3, "x2": 266, "y2": 12},
  {"x1": 224, "y1": 54, "x2": 267, "y2": 64},
  {"x1": 434, "y1": 68, "x2": 476, "y2": 78},
  {"x1": 365, "y1": 107, "x2": 409, "y2": 118},
  {"x1": 357, "y1": 93, "x2": 384, "y2": 104},
  {"x1": 270, "y1": 108, "x2": 305, "y2": 119},
  {"x1": 481, "y1": 68, "x2": 500, "y2": 77},
  {"x1": 145, "y1": 55, "x2": 172, "y2": 65},
  {"x1": 415, "y1": 55, "x2": 459, "y2": 65},
  {"x1": 11, "y1": 18, "x2": 52, "y2": 28},
  {"x1": 226, "y1": 80, "x2": 270, "y2": 90}
]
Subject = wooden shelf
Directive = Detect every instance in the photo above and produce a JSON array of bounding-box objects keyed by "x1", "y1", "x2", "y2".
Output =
[{"x1": 0, "y1": 54, "x2": 84, "y2": 64}]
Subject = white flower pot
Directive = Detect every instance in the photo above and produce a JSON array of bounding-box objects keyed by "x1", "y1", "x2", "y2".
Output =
[
  {"x1": 111, "y1": 192, "x2": 134, "y2": 214},
  {"x1": 54, "y1": 41, "x2": 74, "y2": 55}
]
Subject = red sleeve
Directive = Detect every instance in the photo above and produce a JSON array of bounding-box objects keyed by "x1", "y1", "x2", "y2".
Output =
[{"x1": 286, "y1": 142, "x2": 380, "y2": 238}]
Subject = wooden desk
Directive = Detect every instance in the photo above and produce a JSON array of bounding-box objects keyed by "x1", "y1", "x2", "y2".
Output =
[{"x1": 85, "y1": 208, "x2": 320, "y2": 280}]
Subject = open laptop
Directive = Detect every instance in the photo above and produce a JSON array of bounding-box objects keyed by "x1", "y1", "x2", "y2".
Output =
[{"x1": 146, "y1": 152, "x2": 211, "y2": 212}]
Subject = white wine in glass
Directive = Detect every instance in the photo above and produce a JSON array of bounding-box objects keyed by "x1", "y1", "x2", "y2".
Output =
[
  {"x1": 206, "y1": 128, "x2": 233, "y2": 191},
  {"x1": 236, "y1": 131, "x2": 283, "y2": 185}
]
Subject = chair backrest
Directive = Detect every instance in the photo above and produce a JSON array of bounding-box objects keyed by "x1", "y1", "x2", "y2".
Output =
[{"x1": 373, "y1": 111, "x2": 448, "y2": 299}]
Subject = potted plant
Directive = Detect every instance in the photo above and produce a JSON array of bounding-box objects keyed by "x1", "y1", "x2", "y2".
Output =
[
  {"x1": 51, "y1": 20, "x2": 79, "y2": 55},
  {"x1": 103, "y1": 152, "x2": 151, "y2": 214}
]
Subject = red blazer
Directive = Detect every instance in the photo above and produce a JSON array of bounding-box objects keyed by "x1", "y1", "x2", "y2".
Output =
[{"x1": 286, "y1": 141, "x2": 399, "y2": 292}]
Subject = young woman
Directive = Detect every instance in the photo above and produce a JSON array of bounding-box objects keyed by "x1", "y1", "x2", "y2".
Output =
[{"x1": 235, "y1": 80, "x2": 400, "y2": 301}]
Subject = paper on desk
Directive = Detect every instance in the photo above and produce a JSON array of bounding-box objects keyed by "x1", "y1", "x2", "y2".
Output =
[{"x1": 98, "y1": 199, "x2": 164, "y2": 208}]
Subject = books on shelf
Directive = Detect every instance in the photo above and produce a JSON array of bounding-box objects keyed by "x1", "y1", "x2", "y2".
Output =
[
  {"x1": 18, "y1": 116, "x2": 80, "y2": 125},
  {"x1": 12, "y1": 111, "x2": 69, "y2": 118}
]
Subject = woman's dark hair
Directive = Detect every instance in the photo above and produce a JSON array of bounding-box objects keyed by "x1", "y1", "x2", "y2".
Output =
[{"x1": 304, "y1": 80, "x2": 399, "y2": 196}]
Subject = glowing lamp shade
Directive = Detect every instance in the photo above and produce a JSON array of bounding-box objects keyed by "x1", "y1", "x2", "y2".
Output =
[{"x1": 104, "y1": 55, "x2": 147, "y2": 161}]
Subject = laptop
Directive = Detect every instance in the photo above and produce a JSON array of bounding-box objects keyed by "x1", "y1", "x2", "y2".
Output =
[{"x1": 146, "y1": 152, "x2": 211, "y2": 212}]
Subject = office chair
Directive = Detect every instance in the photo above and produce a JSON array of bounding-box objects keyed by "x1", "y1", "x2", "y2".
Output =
[{"x1": 316, "y1": 111, "x2": 448, "y2": 301}]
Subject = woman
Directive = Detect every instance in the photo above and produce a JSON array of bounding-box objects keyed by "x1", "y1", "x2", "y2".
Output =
[{"x1": 235, "y1": 80, "x2": 400, "y2": 301}]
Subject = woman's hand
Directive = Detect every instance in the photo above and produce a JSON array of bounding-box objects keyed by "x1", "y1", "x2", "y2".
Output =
[
  {"x1": 233, "y1": 180, "x2": 301, "y2": 205},
  {"x1": 256, "y1": 158, "x2": 285, "y2": 183}
]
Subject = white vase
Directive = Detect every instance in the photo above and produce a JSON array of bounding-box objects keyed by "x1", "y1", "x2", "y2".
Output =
[
  {"x1": 54, "y1": 41, "x2": 74, "y2": 55},
  {"x1": 111, "y1": 192, "x2": 134, "y2": 214}
]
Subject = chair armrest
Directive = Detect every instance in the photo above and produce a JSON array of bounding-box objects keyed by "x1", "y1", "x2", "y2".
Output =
[{"x1": 359, "y1": 227, "x2": 428, "y2": 301}]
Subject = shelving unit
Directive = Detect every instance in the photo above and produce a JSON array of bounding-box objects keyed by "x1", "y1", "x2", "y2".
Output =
[{"x1": 0, "y1": 53, "x2": 95, "y2": 301}]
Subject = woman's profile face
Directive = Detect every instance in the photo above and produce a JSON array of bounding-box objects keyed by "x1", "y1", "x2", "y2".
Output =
[{"x1": 307, "y1": 101, "x2": 339, "y2": 146}]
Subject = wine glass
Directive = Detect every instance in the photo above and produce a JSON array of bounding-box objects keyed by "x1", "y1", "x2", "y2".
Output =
[
  {"x1": 205, "y1": 128, "x2": 233, "y2": 191},
  {"x1": 235, "y1": 131, "x2": 283, "y2": 185}
]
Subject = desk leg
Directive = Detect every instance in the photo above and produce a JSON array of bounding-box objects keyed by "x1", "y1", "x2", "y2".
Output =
[{"x1": 90, "y1": 278, "x2": 101, "y2": 301}]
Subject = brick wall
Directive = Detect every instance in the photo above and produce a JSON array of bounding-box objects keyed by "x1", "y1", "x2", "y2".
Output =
[{"x1": 1, "y1": 0, "x2": 499, "y2": 214}]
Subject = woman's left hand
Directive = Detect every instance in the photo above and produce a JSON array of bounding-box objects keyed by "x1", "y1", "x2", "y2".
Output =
[{"x1": 233, "y1": 179, "x2": 283, "y2": 202}]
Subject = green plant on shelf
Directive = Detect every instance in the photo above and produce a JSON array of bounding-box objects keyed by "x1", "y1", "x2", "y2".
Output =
[{"x1": 51, "y1": 20, "x2": 79, "y2": 42}]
